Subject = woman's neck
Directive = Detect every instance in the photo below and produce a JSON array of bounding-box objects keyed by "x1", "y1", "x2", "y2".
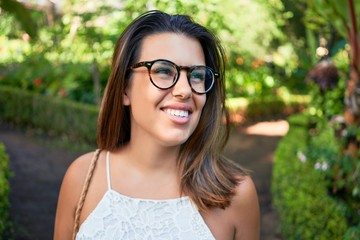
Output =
[
  {"x1": 121, "y1": 139, "x2": 180, "y2": 173},
  {"x1": 112, "y1": 141, "x2": 182, "y2": 199}
]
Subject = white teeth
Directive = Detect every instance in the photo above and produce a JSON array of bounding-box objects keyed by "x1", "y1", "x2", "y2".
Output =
[{"x1": 165, "y1": 109, "x2": 189, "y2": 117}]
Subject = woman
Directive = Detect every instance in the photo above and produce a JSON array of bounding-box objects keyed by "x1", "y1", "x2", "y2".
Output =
[{"x1": 54, "y1": 10, "x2": 260, "y2": 240}]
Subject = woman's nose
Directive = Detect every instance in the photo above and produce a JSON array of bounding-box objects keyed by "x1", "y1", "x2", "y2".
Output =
[{"x1": 171, "y1": 71, "x2": 192, "y2": 99}]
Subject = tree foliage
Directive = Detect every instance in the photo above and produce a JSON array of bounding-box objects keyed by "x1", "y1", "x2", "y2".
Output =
[
  {"x1": 0, "y1": 0, "x2": 302, "y2": 102},
  {"x1": 0, "y1": 0, "x2": 37, "y2": 38},
  {"x1": 301, "y1": 0, "x2": 360, "y2": 233}
]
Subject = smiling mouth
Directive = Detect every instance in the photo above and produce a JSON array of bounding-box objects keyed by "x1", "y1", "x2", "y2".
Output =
[{"x1": 163, "y1": 108, "x2": 189, "y2": 118}]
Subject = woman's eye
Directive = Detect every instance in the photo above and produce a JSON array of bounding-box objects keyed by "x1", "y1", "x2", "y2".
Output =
[
  {"x1": 157, "y1": 68, "x2": 171, "y2": 74},
  {"x1": 153, "y1": 67, "x2": 175, "y2": 76},
  {"x1": 191, "y1": 72, "x2": 205, "y2": 82}
]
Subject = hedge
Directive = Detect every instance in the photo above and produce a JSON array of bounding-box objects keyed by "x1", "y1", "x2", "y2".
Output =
[
  {"x1": 0, "y1": 143, "x2": 11, "y2": 238},
  {"x1": 0, "y1": 86, "x2": 99, "y2": 145},
  {"x1": 227, "y1": 95, "x2": 309, "y2": 123},
  {"x1": 0, "y1": 86, "x2": 310, "y2": 144},
  {"x1": 272, "y1": 114, "x2": 348, "y2": 239}
]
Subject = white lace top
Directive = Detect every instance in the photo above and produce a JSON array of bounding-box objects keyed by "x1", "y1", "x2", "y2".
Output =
[{"x1": 76, "y1": 151, "x2": 216, "y2": 240}]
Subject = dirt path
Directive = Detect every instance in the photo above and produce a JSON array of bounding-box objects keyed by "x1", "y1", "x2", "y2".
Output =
[
  {"x1": 0, "y1": 121, "x2": 287, "y2": 239},
  {"x1": 226, "y1": 121, "x2": 287, "y2": 240}
]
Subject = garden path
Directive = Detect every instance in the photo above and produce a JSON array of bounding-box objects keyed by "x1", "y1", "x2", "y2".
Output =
[{"x1": 0, "y1": 120, "x2": 287, "y2": 240}]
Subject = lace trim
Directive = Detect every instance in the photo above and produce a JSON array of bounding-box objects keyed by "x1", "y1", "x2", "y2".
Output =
[{"x1": 76, "y1": 190, "x2": 215, "y2": 240}]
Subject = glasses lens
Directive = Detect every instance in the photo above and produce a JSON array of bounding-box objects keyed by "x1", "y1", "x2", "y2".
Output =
[
  {"x1": 190, "y1": 67, "x2": 214, "y2": 93},
  {"x1": 150, "y1": 60, "x2": 177, "y2": 89}
]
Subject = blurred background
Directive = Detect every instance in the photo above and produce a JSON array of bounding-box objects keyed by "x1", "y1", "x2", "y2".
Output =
[{"x1": 0, "y1": 0, "x2": 359, "y2": 239}]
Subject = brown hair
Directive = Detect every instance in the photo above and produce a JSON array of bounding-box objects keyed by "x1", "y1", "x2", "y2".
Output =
[{"x1": 97, "y1": 10, "x2": 248, "y2": 211}]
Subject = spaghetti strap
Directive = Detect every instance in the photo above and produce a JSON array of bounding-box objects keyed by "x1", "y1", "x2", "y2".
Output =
[{"x1": 106, "y1": 151, "x2": 111, "y2": 190}]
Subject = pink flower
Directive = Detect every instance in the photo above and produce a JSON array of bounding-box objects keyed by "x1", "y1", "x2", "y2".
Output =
[{"x1": 22, "y1": 33, "x2": 30, "y2": 41}]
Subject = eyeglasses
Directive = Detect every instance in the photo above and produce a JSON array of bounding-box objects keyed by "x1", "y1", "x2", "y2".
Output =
[{"x1": 129, "y1": 59, "x2": 218, "y2": 94}]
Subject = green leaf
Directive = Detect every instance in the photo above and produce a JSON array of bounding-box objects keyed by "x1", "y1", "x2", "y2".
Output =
[{"x1": 0, "y1": 0, "x2": 38, "y2": 39}]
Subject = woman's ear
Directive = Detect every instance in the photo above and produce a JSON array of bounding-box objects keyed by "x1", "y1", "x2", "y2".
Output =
[{"x1": 123, "y1": 92, "x2": 131, "y2": 106}]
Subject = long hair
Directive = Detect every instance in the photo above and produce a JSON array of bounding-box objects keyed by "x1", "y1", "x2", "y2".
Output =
[{"x1": 97, "y1": 10, "x2": 248, "y2": 211}]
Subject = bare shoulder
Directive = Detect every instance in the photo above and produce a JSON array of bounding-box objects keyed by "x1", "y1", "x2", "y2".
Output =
[
  {"x1": 61, "y1": 150, "x2": 106, "y2": 199},
  {"x1": 54, "y1": 151, "x2": 101, "y2": 239},
  {"x1": 64, "y1": 152, "x2": 97, "y2": 190},
  {"x1": 228, "y1": 175, "x2": 260, "y2": 240},
  {"x1": 234, "y1": 175, "x2": 259, "y2": 205}
]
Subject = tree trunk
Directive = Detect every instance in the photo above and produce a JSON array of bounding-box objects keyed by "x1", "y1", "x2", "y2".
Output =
[{"x1": 343, "y1": 0, "x2": 360, "y2": 157}]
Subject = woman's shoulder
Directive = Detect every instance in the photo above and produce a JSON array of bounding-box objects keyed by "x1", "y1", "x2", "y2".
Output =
[
  {"x1": 204, "y1": 175, "x2": 259, "y2": 239},
  {"x1": 233, "y1": 175, "x2": 259, "y2": 209},
  {"x1": 227, "y1": 175, "x2": 260, "y2": 239},
  {"x1": 67, "y1": 151, "x2": 98, "y2": 178},
  {"x1": 62, "y1": 151, "x2": 104, "y2": 196},
  {"x1": 54, "y1": 150, "x2": 105, "y2": 238}
]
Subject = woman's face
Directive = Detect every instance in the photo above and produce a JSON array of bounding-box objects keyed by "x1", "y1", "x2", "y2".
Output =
[{"x1": 124, "y1": 33, "x2": 207, "y2": 147}]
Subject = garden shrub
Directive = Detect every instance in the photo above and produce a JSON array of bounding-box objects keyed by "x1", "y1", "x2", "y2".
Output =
[
  {"x1": 226, "y1": 95, "x2": 308, "y2": 124},
  {"x1": 0, "y1": 143, "x2": 11, "y2": 238},
  {"x1": 272, "y1": 114, "x2": 348, "y2": 239},
  {"x1": 345, "y1": 224, "x2": 360, "y2": 240},
  {"x1": 0, "y1": 86, "x2": 99, "y2": 144},
  {"x1": 306, "y1": 119, "x2": 360, "y2": 233},
  {"x1": 246, "y1": 98, "x2": 286, "y2": 120}
]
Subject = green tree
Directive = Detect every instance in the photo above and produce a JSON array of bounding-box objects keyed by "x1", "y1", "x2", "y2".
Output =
[
  {"x1": 309, "y1": 0, "x2": 360, "y2": 127},
  {"x1": 0, "y1": 0, "x2": 37, "y2": 38},
  {"x1": 304, "y1": 0, "x2": 360, "y2": 230},
  {"x1": 1, "y1": 0, "x2": 296, "y2": 103}
]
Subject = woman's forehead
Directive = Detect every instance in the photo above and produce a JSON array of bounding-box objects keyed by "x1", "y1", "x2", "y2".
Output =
[{"x1": 138, "y1": 33, "x2": 205, "y2": 66}]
